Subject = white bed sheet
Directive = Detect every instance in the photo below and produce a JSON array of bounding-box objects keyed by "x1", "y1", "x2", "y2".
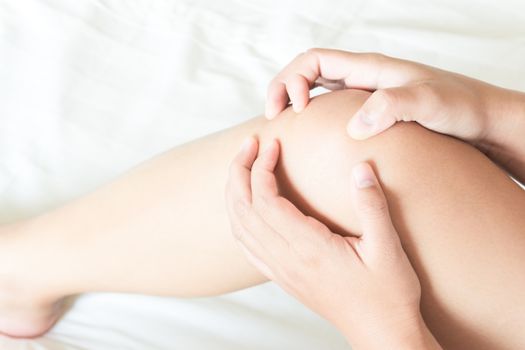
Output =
[{"x1": 1, "y1": 0, "x2": 524, "y2": 349}]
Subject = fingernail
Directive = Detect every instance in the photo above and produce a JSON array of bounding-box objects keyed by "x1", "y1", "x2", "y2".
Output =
[
  {"x1": 292, "y1": 103, "x2": 303, "y2": 113},
  {"x1": 347, "y1": 111, "x2": 375, "y2": 139},
  {"x1": 352, "y1": 162, "x2": 376, "y2": 189},
  {"x1": 265, "y1": 102, "x2": 279, "y2": 120},
  {"x1": 265, "y1": 109, "x2": 276, "y2": 120}
]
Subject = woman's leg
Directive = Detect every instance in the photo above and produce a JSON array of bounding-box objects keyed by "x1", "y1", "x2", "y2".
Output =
[{"x1": 2, "y1": 89, "x2": 525, "y2": 348}]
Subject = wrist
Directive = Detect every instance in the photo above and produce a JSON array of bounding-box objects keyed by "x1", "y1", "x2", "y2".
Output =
[
  {"x1": 478, "y1": 87, "x2": 525, "y2": 182},
  {"x1": 481, "y1": 87, "x2": 525, "y2": 153},
  {"x1": 342, "y1": 313, "x2": 442, "y2": 350},
  {"x1": 388, "y1": 315, "x2": 442, "y2": 350}
]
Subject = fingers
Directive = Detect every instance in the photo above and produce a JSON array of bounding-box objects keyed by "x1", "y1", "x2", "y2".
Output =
[
  {"x1": 227, "y1": 137, "x2": 339, "y2": 278},
  {"x1": 250, "y1": 139, "x2": 281, "y2": 198},
  {"x1": 250, "y1": 140, "x2": 333, "y2": 246},
  {"x1": 265, "y1": 51, "x2": 319, "y2": 119},
  {"x1": 266, "y1": 48, "x2": 428, "y2": 119},
  {"x1": 286, "y1": 74, "x2": 311, "y2": 113},
  {"x1": 265, "y1": 81, "x2": 289, "y2": 120},
  {"x1": 232, "y1": 196, "x2": 289, "y2": 269},
  {"x1": 266, "y1": 73, "x2": 311, "y2": 119},
  {"x1": 237, "y1": 242, "x2": 275, "y2": 279},
  {"x1": 351, "y1": 162, "x2": 398, "y2": 254},
  {"x1": 228, "y1": 136, "x2": 259, "y2": 204},
  {"x1": 226, "y1": 137, "x2": 287, "y2": 268},
  {"x1": 347, "y1": 85, "x2": 429, "y2": 139}
]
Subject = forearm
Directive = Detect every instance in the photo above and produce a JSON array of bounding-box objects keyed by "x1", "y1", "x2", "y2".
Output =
[{"x1": 482, "y1": 88, "x2": 525, "y2": 184}]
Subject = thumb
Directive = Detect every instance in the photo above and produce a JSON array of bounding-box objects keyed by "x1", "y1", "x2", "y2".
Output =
[
  {"x1": 351, "y1": 162, "x2": 397, "y2": 250},
  {"x1": 347, "y1": 87, "x2": 418, "y2": 140}
]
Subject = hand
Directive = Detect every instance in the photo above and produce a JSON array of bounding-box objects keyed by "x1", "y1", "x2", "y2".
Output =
[
  {"x1": 265, "y1": 48, "x2": 521, "y2": 148},
  {"x1": 225, "y1": 137, "x2": 441, "y2": 349}
]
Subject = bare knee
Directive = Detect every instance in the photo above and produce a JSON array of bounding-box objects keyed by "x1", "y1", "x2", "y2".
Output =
[
  {"x1": 257, "y1": 89, "x2": 507, "y2": 238},
  {"x1": 257, "y1": 89, "x2": 525, "y2": 350}
]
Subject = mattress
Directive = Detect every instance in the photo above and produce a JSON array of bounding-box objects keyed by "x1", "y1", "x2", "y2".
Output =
[{"x1": 1, "y1": 0, "x2": 524, "y2": 349}]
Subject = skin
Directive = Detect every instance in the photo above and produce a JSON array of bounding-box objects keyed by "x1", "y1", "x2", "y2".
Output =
[
  {"x1": 227, "y1": 48, "x2": 525, "y2": 347},
  {"x1": 266, "y1": 48, "x2": 525, "y2": 183},
  {"x1": 225, "y1": 137, "x2": 442, "y2": 349},
  {"x1": 235, "y1": 48, "x2": 525, "y2": 347},
  {"x1": 0, "y1": 75, "x2": 524, "y2": 348}
]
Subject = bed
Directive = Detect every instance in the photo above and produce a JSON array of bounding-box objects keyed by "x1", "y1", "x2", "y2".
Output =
[{"x1": 1, "y1": 0, "x2": 524, "y2": 349}]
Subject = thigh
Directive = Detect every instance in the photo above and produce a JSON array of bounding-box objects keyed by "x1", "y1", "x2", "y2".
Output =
[{"x1": 33, "y1": 87, "x2": 525, "y2": 348}]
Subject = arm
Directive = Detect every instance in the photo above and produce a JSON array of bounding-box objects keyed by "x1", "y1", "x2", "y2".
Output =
[
  {"x1": 482, "y1": 88, "x2": 525, "y2": 184},
  {"x1": 266, "y1": 48, "x2": 525, "y2": 184},
  {"x1": 226, "y1": 137, "x2": 443, "y2": 350}
]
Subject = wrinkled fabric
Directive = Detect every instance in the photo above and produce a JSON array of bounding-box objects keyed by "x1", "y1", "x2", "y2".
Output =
[{"x1": 1, "y1": 0, "x2": 524, "y2": 349}]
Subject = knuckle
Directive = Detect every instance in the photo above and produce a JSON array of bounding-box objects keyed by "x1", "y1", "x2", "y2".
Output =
[
  {"x1": 305, "y1": 47, "x2": 321, "y2": 56},
  {"x1": 288, "y1": 72, "x2": 304, "y2": 85},
  {"x1": 357, "y1": 193, "x2": 389, "y2": 217},
  {"x1": 270, "y1": 72, "x2": 288, "y2": 86},
  {"x1": 365, "y1": 52, "x2": 389, "y2": 64},
  {"x1": 373, "y1": 52, "x2": 387, "y2": 61},
  {"x1": 373, "y1": 89, "x2": 398, "y2": 110},
  {"x1": 268, "y1": 77, "x2": 283, "y2": 91}
]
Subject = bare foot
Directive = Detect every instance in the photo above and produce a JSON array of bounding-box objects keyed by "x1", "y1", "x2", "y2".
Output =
[
  {"x1": 0, "y1": 290, "x2": 68, "y2": 338},
  {"x1": 0, "y1": 223, "x2": 70, "y2": 338}
]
